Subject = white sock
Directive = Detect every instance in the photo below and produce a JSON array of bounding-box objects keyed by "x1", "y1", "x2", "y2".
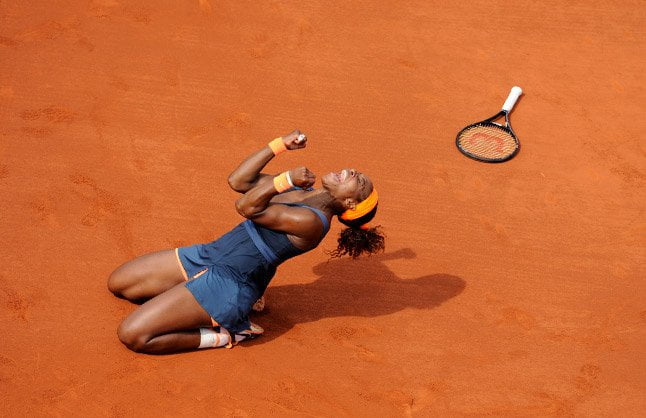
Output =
[{"x1": 198, "y1": 327, "x2": 231, "y2": 349}]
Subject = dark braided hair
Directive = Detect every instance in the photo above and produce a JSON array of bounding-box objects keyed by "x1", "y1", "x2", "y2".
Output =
[{"x1": 328, "y1": 204, "x2": 385, "y2": 258}]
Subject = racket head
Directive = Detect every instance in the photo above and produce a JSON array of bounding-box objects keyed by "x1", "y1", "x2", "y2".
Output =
[{"x1": 456, "y1": 112, "x2": 520, "y2": 163}]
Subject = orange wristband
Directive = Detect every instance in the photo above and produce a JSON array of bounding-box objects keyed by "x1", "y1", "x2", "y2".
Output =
[
  {"x1": 273, "y1": 171, "x2": 294, "y2": 193},
  {"x1": 268, "y1": 137, "x2": 287, "y2": 155}
]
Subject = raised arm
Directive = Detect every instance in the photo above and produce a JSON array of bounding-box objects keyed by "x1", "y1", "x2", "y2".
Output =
[{"x1": 227, "y1": 130, "x2": 307, "y2": 193}]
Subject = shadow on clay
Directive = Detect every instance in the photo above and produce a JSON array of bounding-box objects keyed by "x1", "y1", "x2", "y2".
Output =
[{"x1": 248, "y1": 248, "x2": 466, "y2": 345}]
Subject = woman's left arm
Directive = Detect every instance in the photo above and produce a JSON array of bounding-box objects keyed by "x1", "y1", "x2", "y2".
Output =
[{"x1": 227, "y1": 130, "x2": 306, "y2": 193}]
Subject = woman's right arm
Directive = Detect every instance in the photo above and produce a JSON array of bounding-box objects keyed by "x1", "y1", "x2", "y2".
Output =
[{"x1": 227, "y1": 130, "x2": 306, "y2": 193}]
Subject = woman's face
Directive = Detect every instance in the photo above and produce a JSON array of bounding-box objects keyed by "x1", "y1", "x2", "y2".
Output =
[{"x1": 322, "y1": 168, "x2": 373, "y2": 206}]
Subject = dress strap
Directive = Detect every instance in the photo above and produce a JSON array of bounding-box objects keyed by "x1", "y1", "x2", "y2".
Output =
[
  {"x1": 284, "y1": 203, "x2": 330, "y2": 238},
  {"x1": 243, "y1": 220, "x2": 279, "y2": 266}
]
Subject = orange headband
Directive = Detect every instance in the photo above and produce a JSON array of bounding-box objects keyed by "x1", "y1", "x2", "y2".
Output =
[{"x1": 340, "y1": 189, "x2": 378, "y2": 221}]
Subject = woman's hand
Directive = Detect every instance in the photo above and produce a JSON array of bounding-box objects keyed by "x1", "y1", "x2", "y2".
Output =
[
  {"x1": 282, "y1": 130, "x2": 308, "y2": 150},
  {"x1": 289, "y1": 166, "x2": 316, "y2": 189}
]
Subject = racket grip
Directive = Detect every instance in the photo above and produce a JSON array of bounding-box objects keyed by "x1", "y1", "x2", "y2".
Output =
[{"x1": 502, "y1": 86, "x2": 523, "y2": 112}]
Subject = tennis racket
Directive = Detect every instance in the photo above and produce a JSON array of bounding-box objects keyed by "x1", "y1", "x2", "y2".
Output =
[{"x1": 456, "y1": 86, "x2": 523, "y2": 163}]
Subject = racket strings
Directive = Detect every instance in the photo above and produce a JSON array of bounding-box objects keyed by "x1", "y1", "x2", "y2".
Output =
[{"x1": 457, "y1": 124, "x2": 518, "y2": 160}]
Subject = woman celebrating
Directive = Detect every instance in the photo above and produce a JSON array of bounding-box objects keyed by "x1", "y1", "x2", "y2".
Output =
[{"x1": 108, "y1": 130, "x2": 384, "y2": 354}]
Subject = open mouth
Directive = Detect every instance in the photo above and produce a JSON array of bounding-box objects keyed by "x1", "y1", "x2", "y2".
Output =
[{"x1": 329, "y1": 169, "x2": 349, "y2": 184}]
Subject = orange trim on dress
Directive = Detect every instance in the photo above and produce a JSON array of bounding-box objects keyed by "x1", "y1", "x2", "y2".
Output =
[
  {"x1": 192, "y1": 268, "x2": 208, "y2": 279},
  {"x1": 174, "y1": 248, "x2": 189, "y2": 281}
]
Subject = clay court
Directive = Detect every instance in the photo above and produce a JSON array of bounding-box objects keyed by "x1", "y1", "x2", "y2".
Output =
[{"x1": 1, "y1": 0, "x2": 644, "y2": 416}]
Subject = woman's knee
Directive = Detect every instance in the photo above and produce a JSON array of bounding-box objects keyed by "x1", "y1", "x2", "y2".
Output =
[
  {"x1": 117, "y1": 319, "x2": 149, "y2": 352},
  {"x1": 107, "y1": 267, "x2": 129, "y2": 296},
  {"x1": 107, "y1": 250, "x2": 183, "y2": 299},
  {"x1": 108, "y1": 261, "x2": 147, "y2": 299}
]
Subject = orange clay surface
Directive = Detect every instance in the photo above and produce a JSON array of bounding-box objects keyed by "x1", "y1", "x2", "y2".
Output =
[{"x1": 1, "y1": 1, "x2": 645, "y2": 416}]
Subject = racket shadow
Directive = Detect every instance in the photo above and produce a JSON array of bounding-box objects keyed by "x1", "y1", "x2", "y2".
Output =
[{"x1": 248, "y1": 248, "x2": 466, "y2": 345}]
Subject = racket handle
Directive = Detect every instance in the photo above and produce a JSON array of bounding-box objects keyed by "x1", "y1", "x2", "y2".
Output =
[{"x1": 502, "y1": 86, "x2": 523, "y2": 112}]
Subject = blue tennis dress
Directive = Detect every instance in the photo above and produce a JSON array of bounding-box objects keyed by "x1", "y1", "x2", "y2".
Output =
[{"x1": 178, "y1": 203, "x2": 330, "y2": 334}]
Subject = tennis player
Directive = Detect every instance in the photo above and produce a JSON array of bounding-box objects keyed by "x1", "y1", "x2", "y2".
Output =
[{"x1": 108, "y1": 130, "x2": 384, "y2": 353}]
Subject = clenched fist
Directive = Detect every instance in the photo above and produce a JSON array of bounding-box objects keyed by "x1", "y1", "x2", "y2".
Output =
[
  {"x1": 281, "y1": 130, "x2": 308, "y2": 150},
  {"x1": 288, "y1": 166, "x2": 316, "y2": 189}
]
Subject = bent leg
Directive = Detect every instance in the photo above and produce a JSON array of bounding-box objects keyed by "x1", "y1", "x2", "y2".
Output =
[
  {"x1": 108, "y1": 249, "x2": 187, "y2": 301},
  {"x1": 117, "y1": 283, "x2": 212, "y2": 354}
]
